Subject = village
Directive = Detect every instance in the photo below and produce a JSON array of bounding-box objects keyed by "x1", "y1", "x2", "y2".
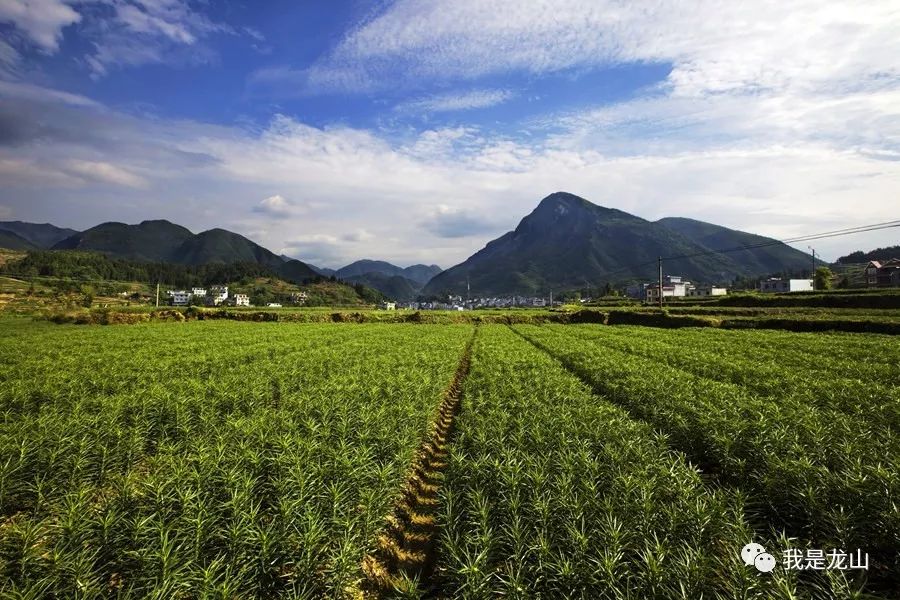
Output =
[
  {"x1": 165, "y1": 286, "x2": 307, "y2": 308},
  {"x1": 167, "y1": 259, "x2": 899, "y2": 310}
]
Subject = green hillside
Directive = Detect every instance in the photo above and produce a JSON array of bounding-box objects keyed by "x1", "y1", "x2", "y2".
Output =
[
  {"x1": 425, "y1": 192, "x2": 820, "y2": 296},
  {"x1": 0, "y1": 230, "x2": 38, "y2": 251},
  {"x1": 0, "y1": 221, "x2": 79, "y2": 248},
  {"x1": 656, "y1": 217, "x2": 812, "y2": 275},
  {"x1": 53, "y1": 220, "x2": 193, "y2": 262}
]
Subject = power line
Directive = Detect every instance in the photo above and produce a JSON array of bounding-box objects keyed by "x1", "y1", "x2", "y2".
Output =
[
  {"x1": 662, "y1": 220, "x2": 900, "y2": 262},
  {"x1": 582, "y1": 218, "x2": 900, "y2": 285}
]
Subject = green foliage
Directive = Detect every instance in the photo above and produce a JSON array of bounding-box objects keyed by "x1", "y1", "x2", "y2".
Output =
[
  {"x1": 1, "y1": 319, "x2": 896, "y2": 597},
  {"x1": 815, "y1": 266, "x2": 834, "y2": 290},
  {"x1": 0, "y1": 320, "x2": 472, "y2": 597},
  {"x1": 512, "y1": 324, "x2": 900, "y2": 592},
  {"x1": 837, "y1": 245, "x2": 900, "y2": 264}
]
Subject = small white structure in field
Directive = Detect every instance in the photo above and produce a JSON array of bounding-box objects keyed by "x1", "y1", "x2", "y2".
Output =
[
  {"x1": 688, "y1": 286, "x2": 728, "y2": 296},
  {"x1": 234, "y1": 294, "x2": 250, "y2": 307},
  {"x1": 759, "y1": 278, "x2": 813, "y2": 293},
  {"x1": 266, "y1": 303, "x2": 282, "y2": 308},
  {"x1": 380, "y1": 301, "x2": 396, "y2": 310}
]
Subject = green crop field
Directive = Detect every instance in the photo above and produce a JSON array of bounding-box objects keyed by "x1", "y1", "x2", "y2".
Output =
[{"x1": 0, "y1": 318, "x2": 897, "y2": 598}]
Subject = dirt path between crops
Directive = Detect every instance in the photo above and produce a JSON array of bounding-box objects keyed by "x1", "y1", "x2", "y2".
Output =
[{"x1": 354, "y1": 327, "x2": 477, "y2": 599}]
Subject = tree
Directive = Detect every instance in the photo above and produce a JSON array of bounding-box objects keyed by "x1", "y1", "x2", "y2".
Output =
[{"x1": 814, "y1": 266, "x2": 833, "y2": 290}]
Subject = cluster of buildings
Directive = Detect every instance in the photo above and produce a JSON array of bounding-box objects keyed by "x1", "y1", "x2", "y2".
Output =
[
  {"x1": 628, "y1": 276, "x2": 729, "y2": 301},
  {"x1": 864, "y1": 259, "x2": 900, "y2": 287},
  {"x1": 388, "y1": 295, "x2": 562, "y2": 311},
  {"x1": 167, "y1": 286, "x2": 250, "y2": 307}
]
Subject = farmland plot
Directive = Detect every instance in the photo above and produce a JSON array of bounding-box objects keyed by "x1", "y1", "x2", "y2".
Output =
[
  {"x1": 0, "y1": 320, "x2": 472, "y2": 598},
  {"x1": 513, "y1": 323, "x2": 900, "y2": 593},
  {"x1": 433, "y1": 326, "x2": 868, "y2": 599}
]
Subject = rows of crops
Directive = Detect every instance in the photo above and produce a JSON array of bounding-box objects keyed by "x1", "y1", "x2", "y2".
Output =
[
  {"x1": 432, "y1": 326, "x2": 886, "y2": 598},
  {"x1": 512, "y1": 324, "x2": 900, "y2": 593},
  {"x1": 0, "y1": 320, "x2": 472, "y2": 597},
  {"x1": 1, "y1": 318, "x2": 896, "y2": 598}
]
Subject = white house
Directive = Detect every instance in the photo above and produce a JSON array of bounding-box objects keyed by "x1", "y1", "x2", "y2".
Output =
[
  {"x1": 170, "y1": 290, "x2": 191, "y2": 306},
  {"x1": 191, "y1": 287, "x2": 207, "y2": 297},
  {"x1": 233, "y1": 294, "x2": 250, "y2": 307},
  {"x1": 688, "y1": 286, "x2": 728, "y2": 297},
  {"x1": 380, "y1": 301, "x2": 396, "y2": 310},
  {"x1": 208, "y1": 286, "x2": 229, "y2": 305},
  {"x1": 759, "y1": 278, "x2": 813, "y2": 293},
  {"x1": 646, "y1": 276, "x2": 692, "y2": 302}
]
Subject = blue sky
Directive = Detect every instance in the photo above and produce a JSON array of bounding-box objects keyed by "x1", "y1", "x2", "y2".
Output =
[{"x1": 0, "y1": 0, "x2": 898, "y2": 267}]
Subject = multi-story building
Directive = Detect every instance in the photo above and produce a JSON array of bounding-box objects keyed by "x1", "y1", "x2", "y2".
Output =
[{"x1": 864, "y1": 259, "x2": 900, "y2": 287}]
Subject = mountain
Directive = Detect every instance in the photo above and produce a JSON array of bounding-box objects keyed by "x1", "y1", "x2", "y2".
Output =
[
  {"x1": 401, "y1": 264, "x2": 442, "y2": 285},
  {"x1": 0, "y1": 221, "x2": 79, "y2": 248},
  {"x1": 53, "y1": 220, "x2": 193, "y2": 262},
  {"x1": 655, "y1": 217, "x2": 813, "y2": 276},
  {"x1": 336, "y1": 260, "x2": 404, "y2": 279},
  {"x1": 837, "y1": 246, "x2": 900, "y2": 264},
  {"x1": 336, "y1": 260, "x2": 441, "y2": 284},
  {"x1": 173, "y1": 228, "x2": 283, "y2": 268},
  {"x1": 309, "y1": 264, "x2": 337, "y2": 277},
  {"x1": 423, "y1": 192, "x2": 813, "y2": 296},
  {"x1": 0, "y1": 230, "x2": 38, "y2": 251},
  {"x1": 50, "y1": 220, "x2": 318, "y2": 283},
  {"x1": 333, "y1": 260, "x2": 443, "y2": 298},
  {"x1": 344, "y1": 272, "x2": 420, "y2": 301}
]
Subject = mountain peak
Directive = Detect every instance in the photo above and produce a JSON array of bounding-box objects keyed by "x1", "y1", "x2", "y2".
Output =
[{"x1": 536, "y1": 191, "x2": 591, "y2": 211}]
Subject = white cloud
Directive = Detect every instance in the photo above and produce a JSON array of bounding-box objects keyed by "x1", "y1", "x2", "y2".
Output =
[
  {"x1": 0, "y1": 39, "x2": 20, "y2": 75},
  {"x1": 0, "y1": 79, "x2": 100, "y2": 107},
  {"x1": 341, "y1": 229, "x2": 374, "y2": 243},
  {"x1": 253, "y1": 194, "x2": 293, "y2": 218},
  {"x1": 307, "y1": 0, "x2": 900, "y2": 98},
  {"x1": 81, "y1": 0, "x2": 232, "y2": 76},
  {"x1": 62, "y1": 159, "x2": 148, "y2": 188},
  {"x1": 0, "y1": 0, "x2": 80, "y2": 52},
  {"x1": 396, "y1": 89, "x2": 513, "y2": 113},
  {"x1": 3, "y1": 0, "x2": 900, "y2": 269}
]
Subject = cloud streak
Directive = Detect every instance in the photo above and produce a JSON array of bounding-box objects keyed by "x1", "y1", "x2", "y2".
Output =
[
  {"x1": 395, "y1": 89, "x2": 514, "y2": 113},
  {"x1": 0, "y1": 0, "x2": 80, "y2": 52}
]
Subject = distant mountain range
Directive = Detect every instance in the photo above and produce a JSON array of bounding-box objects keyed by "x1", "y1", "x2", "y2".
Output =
[
  {"x1": 0, "y1": 219, "x2": 442, "y2": 299},
  {"x1": 333, "y1": 260, "x2": 442, "y2": 300},
  {"x1": 423, "y1": 192, "x2": 814, "y2": 296},
  {"x1": 1, "y1": 193, "x2": 831, "y2": 298},
  {"x1": 0, "y1": 219, "x2": 321, "y2": 284},
  {"x1": 0, "y1": 221, "x2": 79, "y2": 249}
]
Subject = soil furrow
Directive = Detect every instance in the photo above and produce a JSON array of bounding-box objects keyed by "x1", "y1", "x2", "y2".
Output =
[{"x1": 353, "y1": 327, "x2": 476, "y2": 598}]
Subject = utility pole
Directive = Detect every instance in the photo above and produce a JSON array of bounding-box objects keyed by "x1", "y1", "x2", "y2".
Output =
[
  {"x1": 657, "y1": 256, "x2": 663, "y2": 309},
  {"x1": 155, "y1": 282, "x2": 160, "y2": 307},
  {"x1": 808, "y1": 246, "x2": 816, "y2": 290},
  {"x1": 549, "y1": 290, "x2": 553, "y2": 306}
]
